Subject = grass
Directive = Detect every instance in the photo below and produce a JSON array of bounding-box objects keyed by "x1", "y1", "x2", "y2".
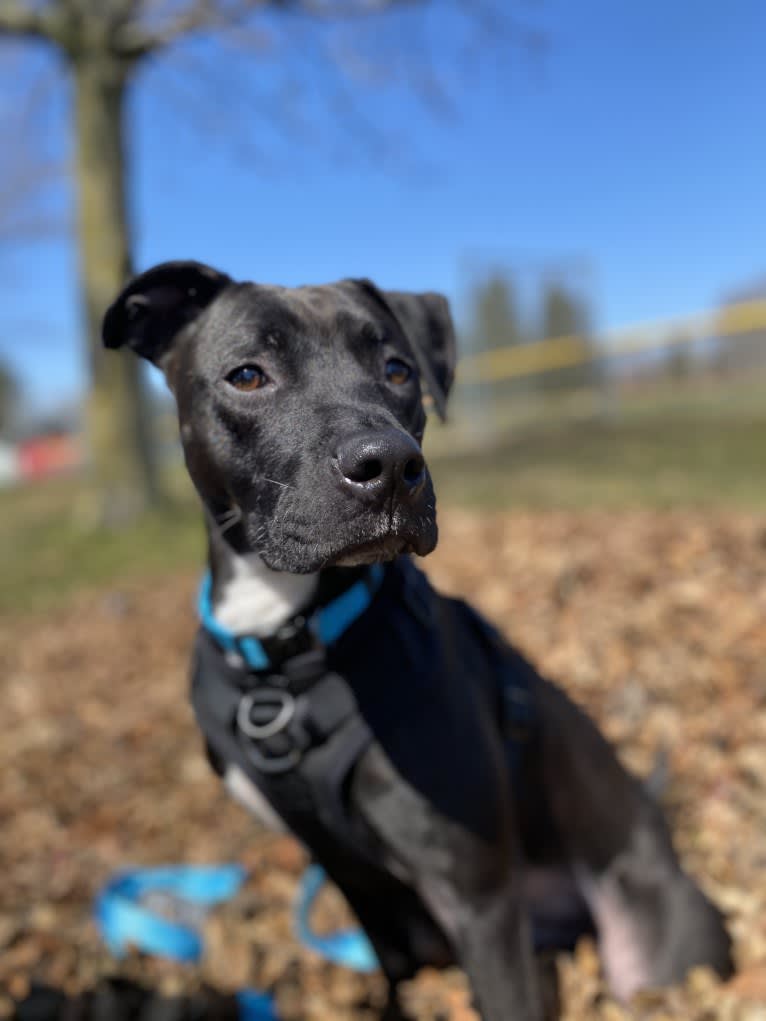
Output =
[
  {"x1": 429, "y1": 415, "x2": 766, "y2": 510},
  {"x1": 0, "y1": 475, "x2": 205, "y2": 614},
  {"x1": 427, "y1": 375, "x2": 766, "y2": 508},
  {"x1": 2, "y1": 390, "x2": 765, "y2": 614}
]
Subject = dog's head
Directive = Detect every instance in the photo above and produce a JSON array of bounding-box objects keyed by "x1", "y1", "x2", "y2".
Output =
[{"x1": 102, "y1": 260, "x2": 456, "y2": 573}]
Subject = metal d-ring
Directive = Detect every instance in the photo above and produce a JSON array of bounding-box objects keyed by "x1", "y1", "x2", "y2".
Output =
[{"x1": 237, "y1": 688, "x2": 296, "y2": 740}]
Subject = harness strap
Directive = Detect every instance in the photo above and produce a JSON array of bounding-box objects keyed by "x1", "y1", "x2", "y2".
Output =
[{"x1": 190, "y1": 630, "x2": 381, "y2": 862}]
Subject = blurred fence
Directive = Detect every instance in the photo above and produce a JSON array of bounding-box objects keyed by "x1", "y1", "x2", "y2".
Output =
[{"x1": 430, "y1": 298, "x2": 766, "y2": 457}]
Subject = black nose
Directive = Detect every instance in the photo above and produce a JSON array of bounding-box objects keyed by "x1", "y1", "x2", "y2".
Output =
[{"x1": 335, "y1": 429, "x2": 426, "y2": 503}]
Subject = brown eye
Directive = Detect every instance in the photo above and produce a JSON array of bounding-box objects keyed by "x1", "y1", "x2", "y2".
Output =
[
  {"x1": 227, "y1": 364, "x2": 268, "y2": 391},
  {"x1": 385, "y1": 357, "x2": 412, "y2": 385}
]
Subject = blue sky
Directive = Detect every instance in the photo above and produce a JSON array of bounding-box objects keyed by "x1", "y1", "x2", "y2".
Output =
[{"x1": 2, "y1": 0, "x2": 766, "y2": 414}]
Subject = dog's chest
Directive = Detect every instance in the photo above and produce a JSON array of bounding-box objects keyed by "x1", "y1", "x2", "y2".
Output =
[
  {"x1": 224, "y1": 763, "x2": 288, "y2": 833},
  {"x1": 209, "y1": 563, "x2": 518, "y2": 844},
  {"x1": 214, "y1": 552, "x2": 318, "y2": 637},
  {"x1": 209, "y1": 553, "x2": 318, "y2": 831}
]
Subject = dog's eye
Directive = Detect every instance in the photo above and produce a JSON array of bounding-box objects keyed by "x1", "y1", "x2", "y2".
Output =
[
  {"x1": 226, "y1": 364, "x2": 268, "y2": 391},
  {"x1": 385, "y1": 358, "x2": 412, "y2": 385}
]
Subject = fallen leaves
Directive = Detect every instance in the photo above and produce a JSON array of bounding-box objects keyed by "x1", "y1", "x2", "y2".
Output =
[{"x1": 1, "y1": 509, "x2": 765, "y2": 1019}]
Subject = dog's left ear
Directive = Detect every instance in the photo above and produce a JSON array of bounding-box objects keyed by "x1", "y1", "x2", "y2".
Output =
[
  {"x1": 102, "y1": 260, "x2": 233, "y2": 371},
  {"x1": 352, "y1": 280, "x2": 457, "y2": 420}
]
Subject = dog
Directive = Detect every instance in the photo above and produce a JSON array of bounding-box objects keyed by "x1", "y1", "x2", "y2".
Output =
[{"x1": 103, "y1": 261, "x2": 733, "y2": 1021}]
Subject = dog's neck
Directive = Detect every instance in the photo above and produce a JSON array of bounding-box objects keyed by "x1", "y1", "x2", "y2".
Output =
[{"x1": 208, "y1": 535, "x2": 319, "y2": 638}]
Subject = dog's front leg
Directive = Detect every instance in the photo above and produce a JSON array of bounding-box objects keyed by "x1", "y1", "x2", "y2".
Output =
[
  {"x1": 354, "y1": 744, "x2": 544, "y2": 1021},
  {"x1": 416, "y1": 857, "x2": 544, "y2": 1021}
]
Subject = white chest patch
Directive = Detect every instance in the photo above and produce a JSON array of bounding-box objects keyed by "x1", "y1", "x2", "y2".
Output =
[
  {"x1": 212, "y1": 552, "x2": 315, "y2": 835},
  {"x1": 213, "y1": 552, "x2": 318, "y2": 637},
  {"x1": 223, "y1": 764, "x2": 287, "y2": 832}
]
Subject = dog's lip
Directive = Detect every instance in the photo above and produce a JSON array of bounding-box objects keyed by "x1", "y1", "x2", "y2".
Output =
[
  {"x1": 329, "y1": 534, "x2": 413, "y2": 567},
  {"x1": 325, "y1": 512, "x2": 437, "y2": 565}
]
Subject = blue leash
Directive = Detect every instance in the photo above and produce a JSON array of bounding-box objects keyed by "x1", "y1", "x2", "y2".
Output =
[
  {"x1": 95, "y1": 864, "x2": 247, "y2": 963},
  {"x1": 294, "y1": 865, "x2": 378, "y2": 973},
  {"x1": 95, "y1": 863, "x2": 377, "y2": 1019}
]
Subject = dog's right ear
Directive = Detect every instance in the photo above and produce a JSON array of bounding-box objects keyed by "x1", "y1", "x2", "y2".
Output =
[{"x1": 102, "y1": 260, "x2": 232, "y2": 369}]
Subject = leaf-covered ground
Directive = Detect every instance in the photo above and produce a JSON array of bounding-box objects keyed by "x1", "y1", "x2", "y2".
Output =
[{"x1": 1, "y1": 510, "x2": 765, "y2": 1019}]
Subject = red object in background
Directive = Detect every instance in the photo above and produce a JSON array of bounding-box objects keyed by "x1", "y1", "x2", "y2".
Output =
[{"x1": 18, "y1": 434, "x2": 83, "y2": 480}]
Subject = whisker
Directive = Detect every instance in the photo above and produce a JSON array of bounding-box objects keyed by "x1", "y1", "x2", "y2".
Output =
[{"x1": 260, "y1": 477, "x2": 292, "y2": 490}]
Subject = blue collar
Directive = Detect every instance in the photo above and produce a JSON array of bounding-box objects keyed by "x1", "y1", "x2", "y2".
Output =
[{"x1": 198, "y1": 564, "x2": 385, "y2": 672}]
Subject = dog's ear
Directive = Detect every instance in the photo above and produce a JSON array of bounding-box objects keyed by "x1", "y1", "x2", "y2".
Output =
[
  {"x1": 102, "y1": 260, "x2": 233, "y2": 369},
  {"x1": 351, "y1": 280, "x2": 457, "y2": 421}
]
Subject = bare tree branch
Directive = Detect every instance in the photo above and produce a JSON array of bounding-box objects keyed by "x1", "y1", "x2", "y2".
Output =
[
  {"x1": 0, "y1": 0, "x2": 58, "y2": 40},
  {"x1": 0, "y1": 49, "x2": 67, "y2": 244},
  {"x1": 114, "y1": 0, "x2": 416, "y2": 59},
  {"x1": 295, "y1": 0, "x2": 418, "y2": 16},
  {"x1": 114, "y1": 0, "x2": 277, "y2": 58},
  {"x1": 149, "y1": 46, "x2": 284, "y2": 169}
]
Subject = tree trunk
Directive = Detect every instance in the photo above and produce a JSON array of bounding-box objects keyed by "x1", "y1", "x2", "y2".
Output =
[{"x1": 73, "y1": 54, "x2": 159, "y2": 524}]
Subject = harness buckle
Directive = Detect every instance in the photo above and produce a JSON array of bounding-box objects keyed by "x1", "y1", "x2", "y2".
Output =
[
  {"x1": 259, "y1": 614, "x2": 317, "y2": 666},
  {"x1": 236, "y1": 688, "x2": 303, "y2": 774},
  {"x1": 237, "y1": 688, "x2": 296, "y2": 740}
]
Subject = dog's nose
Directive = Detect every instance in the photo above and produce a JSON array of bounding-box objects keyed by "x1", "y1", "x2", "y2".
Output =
[{"x1": 335, "y1": 429, "x2": 426, "y2": 502}]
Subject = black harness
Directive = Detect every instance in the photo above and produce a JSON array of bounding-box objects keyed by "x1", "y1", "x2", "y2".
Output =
[{"x1": 190, "y1": 557, "x2": 536, "y2": 867}]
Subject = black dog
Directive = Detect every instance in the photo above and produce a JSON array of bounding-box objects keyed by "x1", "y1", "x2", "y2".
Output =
[{"x1": 103, "y1": 262, "x2": 733, "y2": 1021}]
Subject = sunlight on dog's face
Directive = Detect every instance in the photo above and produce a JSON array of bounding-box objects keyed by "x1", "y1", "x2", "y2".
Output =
[
  {"x1": 103, "y1": 262, "x2": 456, "y2": 573},
  {"x1": 173, "y1": 282, "x2": 436, "y2": 572}
]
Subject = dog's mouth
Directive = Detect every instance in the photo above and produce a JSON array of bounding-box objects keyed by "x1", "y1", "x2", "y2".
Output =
[
  {"x1": 247, "y1": 504, "x2": 437, "y2": 573},
  {"x1": 331, "y1": 533, "x2": 421, "y2": 567},
  {"x1": 325, "y1": 495, "x2": 439, "y2": 567}
]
